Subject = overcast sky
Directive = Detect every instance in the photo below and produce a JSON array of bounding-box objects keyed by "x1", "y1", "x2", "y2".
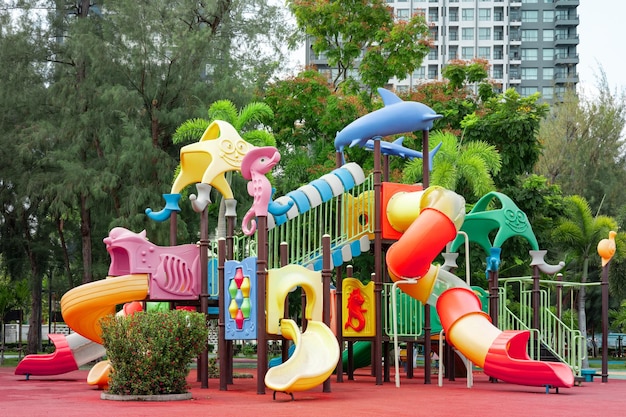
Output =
[{"x1": 577, "y1": 1, "x2": 626, "y2": 96}]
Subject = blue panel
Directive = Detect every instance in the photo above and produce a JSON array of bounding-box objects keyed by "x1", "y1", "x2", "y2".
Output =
[
  {"x1": 286, "y1": 189, "x2": 311, "y2": 213},
  {"x1": 207, "y1": 258, "x2": 219, "y2": 298},
  {"x1": 332, "y1": 250, "x2": 343, "y2": 269},
  {"x1": 310, "y1": 179, "x2": 334, "y2": 202},
  {"x1": 224, "y1": 257, "x2": 258, "y2": 340},
  {"x1": 350, "y1": 239, "x2": 362, "y2": 258},
  {"x1": 332, "y1": 167, "x2": 355, "y2": 191},
  {"x1": 312, "y1": 258, "x2": 323, "y2": 271}
]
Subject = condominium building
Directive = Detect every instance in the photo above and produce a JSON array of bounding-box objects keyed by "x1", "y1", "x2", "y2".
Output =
[{"x1": 306, "y1": 0, "x2": 579, "y2": 101}]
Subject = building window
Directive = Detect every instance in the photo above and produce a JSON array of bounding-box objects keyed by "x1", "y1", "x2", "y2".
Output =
[
  {"x1": 414, "y1": 67, "x2": 426, "y2": 78},
  {"x1": 493, "y1": 66, "x2": 503, "y2": 79},
  {"x1": 543, "y1": 67, "x2": 554, "y2": 80},
  {"x1": 462, "y1": 28, "x2": 474, "y2": 40},
  {"x1": 522, "y1": 30, "x2": 538, "y2": 42},
  {"x1": 521, "y1": 48, "x2": 538, "y2": 61},
  {"x1": 478, "y1": 47, "x2": 491, "y2": 59},
  {"x1": 520, "y1": 87, "x2": 538, "y2": 97},
  {"x1": 449, "y1": 27, "x2": 459, "y2": 40},
  {"x1": 522, "y1": 11, "x2": 538, "y2": 23},
  {"x1": 543, "y1": 29, "x2": 554, "y2": 42},
  {"x1": 479, "y1": 27, "x2": 491, "y2": 40},
  {"x1": 543, "y1": 10, "x2": 555, "y2": 23},
  {"x1": 542, "y1": 48, "x2": 554, "y2": 61},
  {"x1": 521, "y1": 68, "x2": 538, "y2": 80},
  {"x1": 521, "y1": 0, "x2": 538, "y2": 3},
  {"x1": 449, "y1": 47, "x2": 458, "y2": 59},
  {"x1": 397, "y1": 9, "x2": 410, "y2": 19},
  {"x1": 396, "y1": 85, "x2": 409, "y2": 93},
  {"x1": 428, "y1": 47, "x2": 438, "y2": 60},
  {"x1": 543, "y1": 87, "x2": 554, "y2": 100},
  {"x1": 428, "y1": 65, "x2": 438, "y2": 79},
  {"x1": 555, "y1": 47, "x2": 569, "y2": 59},
  {"x1": 461, "y1": 47, "x2": 474, "y2": 59},
  {"x1": 462, "y1": 9, "x2": 474, "y2": 21},
  {"x1": 478, "y1": 9, "x2": 491, "y2": 21}
]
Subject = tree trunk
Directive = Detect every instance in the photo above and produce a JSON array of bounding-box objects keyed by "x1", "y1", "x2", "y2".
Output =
[
  {"x1": 80, "y1": 193, "x2": 93, "y2": 283},
  {"x1": 579, "y1": 257, "x2": 589, "y2": 369},
  {"x1": 56, "y1": 217, "x2": 74, "y2": 289},
  {"x1": 27, "y1": 271, "x2": 42, "y2": 354}
]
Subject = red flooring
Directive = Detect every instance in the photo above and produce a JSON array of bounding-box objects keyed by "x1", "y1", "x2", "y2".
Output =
[{"x1": 2, "y1": 366, "x2": 623, "y2": 417}]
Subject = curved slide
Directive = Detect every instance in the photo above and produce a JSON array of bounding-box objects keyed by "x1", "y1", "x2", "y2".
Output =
[
  {"x1": 60, "y1": 274, "x2": 149, "y2": 344},
  {"x1": 16, "y1": 274, "x2": 149, "y2": 380},
  {"x1": 14, "y1": 332, "x2": 106, "y2": 377},
  {"x1": 62, "y1": 274, "x2": 149, "y2": 386},
  {"x1": 342, "y1": 341, "x2": 371, "y2": 372},
  {"x1": 386, "y1": 187, "x2": 574, "y2": 388},
  {"x1": 264, "y1": 319, "x2": 340, "y2": 394}
]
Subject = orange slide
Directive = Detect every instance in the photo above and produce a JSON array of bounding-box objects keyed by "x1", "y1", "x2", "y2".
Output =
[{"x1": 386, "y1": 187, "x2": 574, "y2": 388}]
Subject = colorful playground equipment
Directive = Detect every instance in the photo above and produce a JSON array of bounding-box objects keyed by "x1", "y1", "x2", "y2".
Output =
[{"x1": 16, "y1": 88, "x2": 580, "y2": 396}]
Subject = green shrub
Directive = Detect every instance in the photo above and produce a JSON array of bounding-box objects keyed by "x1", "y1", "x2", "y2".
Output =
[{"x1": 100, "y1": 310, "x2": 208, "y2": 396}]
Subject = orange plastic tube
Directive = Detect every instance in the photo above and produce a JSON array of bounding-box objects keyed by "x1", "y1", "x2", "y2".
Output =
[{"x1": 386, "y1": 208, "x2": 457, "y2": 280}]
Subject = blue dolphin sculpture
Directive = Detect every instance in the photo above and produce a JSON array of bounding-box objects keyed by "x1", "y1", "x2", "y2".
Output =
[
  {"x1": 363, "y1": 136, "x2": 443, "y2": 170},
  {"x1": 334, "y1": 88, "x2": 442, "y2": 162}
]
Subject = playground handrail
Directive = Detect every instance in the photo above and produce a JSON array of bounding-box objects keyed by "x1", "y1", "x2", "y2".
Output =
[{"x1": 499, "y1": 277, "x2": 585, "y2": 375}]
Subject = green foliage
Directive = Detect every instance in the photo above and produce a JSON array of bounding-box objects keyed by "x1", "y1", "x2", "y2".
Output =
[
  {"x1": 461, "y1": 89, "x2": 549, "y2": 189},
  {"x1": 442, "y1": 59, "x2": 489, "y2": 90},
  {"x1": 503, "y1": 174, "x2": 565, "y2": 253},
  {"x1": 287, "y1": 0, "x2": 430, "y2": 92},
  {"x1": 100, "y1": 310, "x2": 208, "y2": 396},
  {"x1": 402, "y1": 131, "x2": 501, "y2": 202},
  {"x1": 535, "y1": 78, "x2": 626, "y2": 215}
]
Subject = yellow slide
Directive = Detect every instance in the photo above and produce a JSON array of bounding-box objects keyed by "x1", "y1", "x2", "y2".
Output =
[
  {"x1": 265, "y1": 265, "x2": 340, "y2": 394},
  {"x1": 60, "y1": 274, "x2": 149, "y2": 345},
  {"x1": 264, "y1": 319, "x2": 340, "y2": 394}
]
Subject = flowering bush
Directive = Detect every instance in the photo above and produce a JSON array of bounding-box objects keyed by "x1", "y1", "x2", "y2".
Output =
[{"x1": 100, "y1": 309, "x2": 208, "y2": 396}]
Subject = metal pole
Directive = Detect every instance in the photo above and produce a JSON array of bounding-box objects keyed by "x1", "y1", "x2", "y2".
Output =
[
  {"x1": 422, "y1": 129, "x2": 431, "y2": 384},
  {"x1": 602, "y1": 261, "x2": 610, "y2": 383},
  {"x1": 199, "y1": 208, "x2": 209, "y2": 389}
]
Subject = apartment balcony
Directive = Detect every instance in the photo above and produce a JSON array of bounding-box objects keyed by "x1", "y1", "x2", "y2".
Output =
[
  {"x1": 509, "y1": 18, "x2": 522, "y2": 27},
  {"x1": 554, "y1": 53, "x2": 579, "y2": 65},
  {"x1": 509, "y1": 76, "x2": 521, "y2": 84},
  {"x1": 510, "y1": 1, "x2": 522, "y2": 7},
  {"x1": 554, "y1": 72, "x2": 579, "y2": 84},
  {"x1": 509, "y1": 55, "x2": 521, "y2": 65},
  {"x1": 554, "y1": 34, "x2": 579, "y2": 45},
  {"x1": 556, "y1": 0, "x2": 580, "y2": 7},
  {"x1": 555, "y1": 15, "x2": 580, "y2": 26},
  {"x1": 509, "y1": 36, "x2": 522, "y2": 46}
]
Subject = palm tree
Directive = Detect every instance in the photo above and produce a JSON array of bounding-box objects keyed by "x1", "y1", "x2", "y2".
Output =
[
  {"x1": 551, "y1": 195, "x2": 617, "y2": 368},
  {"x1": 173, "y1": 100, "x2": 276, "y2": 238},
  {"x1": 402, "y1": 130, "x2": 502, "y2": 201}
]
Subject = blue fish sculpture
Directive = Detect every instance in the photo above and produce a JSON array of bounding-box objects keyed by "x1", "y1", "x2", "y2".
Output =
[
  {"x1": 334, "y1": 88, "x2": 442, "y2": 163},
  {"x1": 363, "y1": 136, "x2": 443, "y2": 170}
]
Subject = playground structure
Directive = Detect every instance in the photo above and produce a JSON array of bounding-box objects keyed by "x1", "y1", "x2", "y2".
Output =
[{"x1": 16, "y1": 88, "x2": 588, "y2": 395}]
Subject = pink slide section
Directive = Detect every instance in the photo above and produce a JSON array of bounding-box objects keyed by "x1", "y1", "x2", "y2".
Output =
[
  {"x1": 386, "y1": 187, "x2": 574, "y2": 389},
  {"x1": 15, "y1": 333, "x2": 106, "y2": 377}
]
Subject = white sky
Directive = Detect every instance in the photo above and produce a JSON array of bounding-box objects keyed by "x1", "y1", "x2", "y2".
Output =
[{"x1": 577, "y1": 1, "x2": 626, "y2": 96}]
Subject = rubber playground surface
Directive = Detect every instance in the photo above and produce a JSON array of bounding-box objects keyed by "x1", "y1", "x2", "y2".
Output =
[{"x1": 3, "y1": 363, "x2": 626, "y2": 417}]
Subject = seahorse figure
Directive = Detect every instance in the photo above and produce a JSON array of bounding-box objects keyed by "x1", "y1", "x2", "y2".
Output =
[
  {"x1": 345, "y1": 288, "x2": 367, "y2": 332},
  {"x1": 240, "y1": 147, "x2": 286, "y2": 236}
]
